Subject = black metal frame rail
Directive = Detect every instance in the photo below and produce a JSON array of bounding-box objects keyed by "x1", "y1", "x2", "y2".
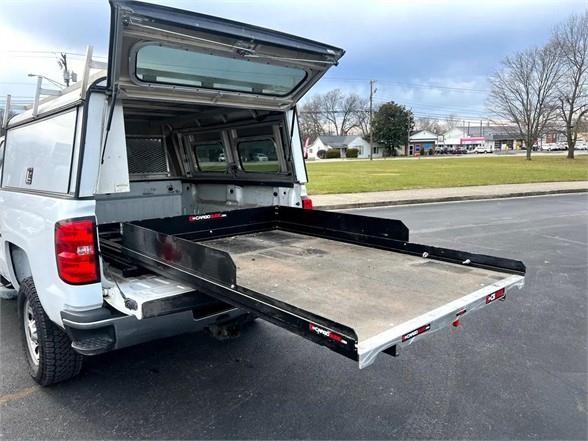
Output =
[{"x1": 118, "y1": 206, "x2": 526, "y2": 362}]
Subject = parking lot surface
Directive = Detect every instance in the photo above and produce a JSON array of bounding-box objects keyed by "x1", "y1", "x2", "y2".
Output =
[{"x1": 1, "y1": 194, "x2": 587, "y2": 440}]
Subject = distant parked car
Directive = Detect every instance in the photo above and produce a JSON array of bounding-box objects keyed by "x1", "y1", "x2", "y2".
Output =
[
  {"x1": 541, "y1": 144, "x2": 558, "y2": 152},
  {"x1": 254, "y1": 153, "x2": 269, "y2": 161},
  {"x1": 474, "y1": 145, "x2": 493, "y2": 154},
  {"x1": 218, "y1": 152, "x2": 226, "y2": 161}
]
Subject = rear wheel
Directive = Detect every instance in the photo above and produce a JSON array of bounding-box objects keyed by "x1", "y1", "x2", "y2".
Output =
[{"x1": 17, "y1": 278, "x2": 83, "y2": 386}]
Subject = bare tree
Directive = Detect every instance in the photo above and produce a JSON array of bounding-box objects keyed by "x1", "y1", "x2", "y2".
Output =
[
  {"x1": 415, "y1": 117, "x2": 443, "y2": 134},
  {"x1": 552, "y1": 11, "x2": 588, "y2": 159},
  {"x1": 445, "y1": 114, "x2": 459, "y2": 130},
  {"x1": 488, "y1": 44, "x2": 562, "y2": 160},
  {"x1": 321, "y1": 89, "x2": 343, "y2": 135},
  {"x1": 353, "y1": 97, "x2": 370, "y2": 138},
  {"x1": 320, "y1": 89, "x2": 365, "y2": 135},
  {"x1": 299, "y1": 89, "x2": 368, "y2": 138},
  {"x1": 298, "y1": 95, "x2": 325, "y2": 142}
]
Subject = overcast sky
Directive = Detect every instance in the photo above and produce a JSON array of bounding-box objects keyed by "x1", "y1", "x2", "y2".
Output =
[{"x1": 1, "y1": 0, "x2": 586, "y2": 121}]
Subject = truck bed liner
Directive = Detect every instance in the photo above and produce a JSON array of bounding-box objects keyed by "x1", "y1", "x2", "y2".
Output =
[{"x1": 118, "y1": 206, "x2": 526, "y2": 368}]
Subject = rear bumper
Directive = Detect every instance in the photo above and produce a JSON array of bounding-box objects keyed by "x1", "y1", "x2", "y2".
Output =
[{"x1": 61, "y1": 305, "x2": 242, "y2": 356}]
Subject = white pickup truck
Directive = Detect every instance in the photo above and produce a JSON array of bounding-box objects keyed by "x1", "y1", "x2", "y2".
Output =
[{"x1": 0, "y1": 0, "x2": 525, "y2": 386}]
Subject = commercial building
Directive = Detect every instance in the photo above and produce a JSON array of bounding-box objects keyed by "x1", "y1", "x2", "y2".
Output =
[
  {"x1": 406, "y1": 125, "x2": 534, "y2": 155},
  {"x1": 406, "y1": 130, "x2": 439, "y2": 156}
]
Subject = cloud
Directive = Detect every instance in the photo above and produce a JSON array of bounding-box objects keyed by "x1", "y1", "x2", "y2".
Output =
[{"x1": 1, "y1": 0, "x2": 586, "y2": 119}]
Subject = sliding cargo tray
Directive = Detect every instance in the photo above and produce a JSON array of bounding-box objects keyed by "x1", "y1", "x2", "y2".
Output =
[{"x1": 120, "y1": 206, "x2": 525, "y2": 368}]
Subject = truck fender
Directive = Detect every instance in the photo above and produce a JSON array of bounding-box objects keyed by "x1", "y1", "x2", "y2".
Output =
[{"x1": 7, "y1": 243, "x2": 33, "y2": 290}]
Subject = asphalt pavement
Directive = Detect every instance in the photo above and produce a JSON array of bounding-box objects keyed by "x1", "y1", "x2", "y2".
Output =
[{"x1": 1, "y1": 194, "x2": 587, "y2": 440}]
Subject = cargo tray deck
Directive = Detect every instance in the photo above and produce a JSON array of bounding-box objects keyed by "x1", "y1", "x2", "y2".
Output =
[{"x1": 118, "y1": 206, "x2": 525, "y2": 368}]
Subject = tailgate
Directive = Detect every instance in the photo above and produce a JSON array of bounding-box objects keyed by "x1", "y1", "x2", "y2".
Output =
[{"x1": 119, "y1": 207, "x2": 526, "y2": 368}]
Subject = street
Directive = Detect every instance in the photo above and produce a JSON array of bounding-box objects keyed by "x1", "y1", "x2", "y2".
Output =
[{"x1": 1, "y1": 194, "x2": 587, "y2": 440}]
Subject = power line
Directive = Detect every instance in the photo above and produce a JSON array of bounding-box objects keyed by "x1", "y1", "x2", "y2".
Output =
[
  {"x1": 374, "y1": 101, "x2": 489, "y2": 117},
  {"x1": 0, "y1": 81, "x2": 37, "y2": 85},
  {"x1": 322, "y1": 76, "x2": 489, "y2": 93},
  {"x1": 373, "y1": 96, "x2": 488, "y2": 111},
  {"x1": 299, "y1": 109, "x2": 492, "y2": 121},
  {"x1": 1, "y1": 50, "x2": 107, "y2": 59}
]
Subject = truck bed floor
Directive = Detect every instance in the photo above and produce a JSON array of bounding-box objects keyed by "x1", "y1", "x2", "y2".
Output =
[{"x1": 203, "y1": 230, "x2": 507, "y2": 341}]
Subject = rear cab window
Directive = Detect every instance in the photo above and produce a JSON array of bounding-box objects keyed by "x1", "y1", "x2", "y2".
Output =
[
  {"x1": 238, "y1": 138, "x2": 281, "y2": 173},
  {"x1": 193, "y1": 141, "x2": 227, "y2": 172},
  {"x1": 184, "y1": 122, "x2": 290, "y2": 178},
  {"x1": 186, "y1": 133, "x2": 228, "y2": 173}
]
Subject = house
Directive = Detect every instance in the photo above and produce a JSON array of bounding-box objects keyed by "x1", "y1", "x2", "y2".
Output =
[
  {"x1": 407, "y1": 130, "x2": 439, "y2": 156},
  {"x1": 306, "y1": 135, "x2": 382, "y2": 159}
]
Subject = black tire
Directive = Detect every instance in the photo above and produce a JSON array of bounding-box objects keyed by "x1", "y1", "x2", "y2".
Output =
[{"x1": 17, "y1": 278, "x2": 83, "y2": 386}]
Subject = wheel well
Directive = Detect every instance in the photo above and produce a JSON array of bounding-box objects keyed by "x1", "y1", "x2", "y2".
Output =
[{"x1": 8, "y1": 243, "x2": 32, "y2": 289}]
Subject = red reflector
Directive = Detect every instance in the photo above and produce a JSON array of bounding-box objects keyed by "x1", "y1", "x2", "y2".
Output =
[
  {"x1": 301, "y1": 196, "x2": 313, "y2": 210},
  {"x1": 309, "y1": 323, "x2": 347, "y2": 345},
  {"x1": 55, "y1": 218, "x2": 100, "y2": 285},
  {"x1": 402, "y1": 324, "x2": 431, "y2": 342},
  {"x1": 486, "y1": 288, "x2": 506, "y2": 304}
]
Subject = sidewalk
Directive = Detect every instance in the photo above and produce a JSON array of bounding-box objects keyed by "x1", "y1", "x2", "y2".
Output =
[{"x1": 312, "y1": 181, "x2": 588, "y2": 210}]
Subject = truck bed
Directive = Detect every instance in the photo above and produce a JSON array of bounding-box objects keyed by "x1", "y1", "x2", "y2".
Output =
[
  {"x1": 115, "y1": 206, "x2": 526, "y2": 368},
  {"x1": 204, "y1": 230, "x2": 506, "y2": 342}
]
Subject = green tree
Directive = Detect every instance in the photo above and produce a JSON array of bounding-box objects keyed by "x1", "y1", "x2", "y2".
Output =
[{"x1": 372, "y1": 102, "x2": 414, "y2": 156}]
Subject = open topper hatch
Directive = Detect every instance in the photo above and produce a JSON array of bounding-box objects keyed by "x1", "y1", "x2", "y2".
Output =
[{"x1": 108, "y1": 0, "x2": 345, "y2": 110}]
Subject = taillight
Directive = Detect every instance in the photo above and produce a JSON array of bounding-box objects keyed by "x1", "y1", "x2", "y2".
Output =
[
  {"x1": 301, "y1": 196, "x2": 313, "y2": 210},
  {"x1": 55, "y1": 218, "x2": 100, "y2": 285}
]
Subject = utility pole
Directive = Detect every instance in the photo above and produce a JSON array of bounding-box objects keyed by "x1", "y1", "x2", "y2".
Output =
[
  {"x1": 58, "y1": 53, "x2": 70, "y2": 87},
  {"x1": 407, "y1": 112, "x2": 412, "y2": 157},
  {"x1": 369, "y1": 80, "x2": 377, "y2": 160}
]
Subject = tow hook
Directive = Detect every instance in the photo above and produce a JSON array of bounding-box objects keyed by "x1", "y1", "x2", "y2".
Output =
[
  {"x1": 207, "y1": 322, "x2": 242, "y2": 340},
  {"x1": 206, "y1": 314, "x2": 257, "y2": 341}
]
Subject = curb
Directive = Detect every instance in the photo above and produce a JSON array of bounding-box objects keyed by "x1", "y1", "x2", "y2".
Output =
[{"x1": 314, "y1": 188, "x2": 588, "y2": 210}]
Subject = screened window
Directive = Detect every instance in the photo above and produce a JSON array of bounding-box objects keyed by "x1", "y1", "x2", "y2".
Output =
[
  {"x1": 136, "y1": 45, "x2": 307, "y2": 97},
  {"x1": 238, "y1": 138, "x2": 281, "y2": 173},
  {"x1": 193, "y1": 141, "x2": 227, "y2": 172},
  {"x1": 126, "y1": 138, "x2": 169, "y2": 175}
]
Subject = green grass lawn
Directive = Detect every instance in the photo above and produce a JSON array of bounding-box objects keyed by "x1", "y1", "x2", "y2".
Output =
[{"x1": 305, "y1": 156, "x2": 588, "y2": 195}]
